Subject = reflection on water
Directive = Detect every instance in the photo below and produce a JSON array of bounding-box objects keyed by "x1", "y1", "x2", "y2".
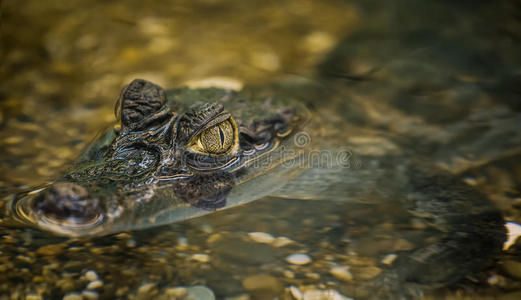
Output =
[{"x1": 1, "y1": 0, "x2": 521, "y2": 299}]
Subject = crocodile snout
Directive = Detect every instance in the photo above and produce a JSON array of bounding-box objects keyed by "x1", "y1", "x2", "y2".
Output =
[{"x1": 33, "y1": 182, "x2": 102, "y2": 225}]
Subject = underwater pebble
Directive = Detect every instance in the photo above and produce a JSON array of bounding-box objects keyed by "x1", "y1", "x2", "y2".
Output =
[
  {"x1": 463, "y1": 177, "x2": 479, "y2": 186},
  {"x1": 488, "y1": 274, "x2": 500, "y2": 285},
  {"x1": 137, "y1": 283, "x2": 157, "y2": 295},
  {"x1": 284, "y1": 270, "x2": 295, "y2": 279},
  {"x1": 62, "y1": 293, "x2": 82, "y2": 300},
  {"x1": 302, "y1": 289, "x2": 353, "y2": 300},
  {"x1": 186, "y1": 285, "x2": 215, "y2": 300},
  {"x1": 248, "y1": 232, "x2": 275, "y2": 244},
  {"x1": 330, "y1": 266, "x2": 353, "y2": 281},
  {"x1": 36, "y1": 243, "x2": 65, "y2": 256},
  {"x1": 164, "y1": 287, "x2": 187, "y2": 297},
  {"x1": 286, "y1": 254, "x2": 311, "y2": 265},
  {"x1": 86, "y1": 280, "x2": 103, "y2": 290},
  {"x1": 16, "y1": 255, "x2": 34, "y2": 264},
  {"x1": 115, "y1": 233, "x2": 132, "y2": 239},
  {"x1": 206, "y1": 233, "x2": 222, "y2": 244},
  {"x1": 289, "y1": 286, "x2": 303, "y2": 300},
  {"x1": 487, "y1": 274, "x2": 507, "y2": 286},
  {"x1": 273, "y1": 237, "x2": 295, "y2": 247},
  {"x1": 89, "y1": 248, "x2": 104, "y2": 255},
  {"x1": 116, "y1": 287, "x2": 129, "y2": 297},
  {"x1": 56, "y1": 277, "x2": 75, "y2": 292},
  {"x1": 85, "y1": 270, "x2": 98, "y2": 282},
  {"x1": 242, "y1": 274, "x2": 282, "y2": 293},
  {"x1": 354, "y1": 266, "x2": 382, "y2": 280},
  {"x1": 504, "y1": 222, "x2": 521, "y2": 250},
  {"x1": 191, "y1": 253, "x2": 210, "y2": 263},
  {"x1": 81, "y1": 290, "x2": 99, "y2": 300},
  {"x1": 381, "y1": 254, "x2": 397, "y2": 265},
  {"x1": 303, "y1": 31, "x2": 336, "y2": 53}
]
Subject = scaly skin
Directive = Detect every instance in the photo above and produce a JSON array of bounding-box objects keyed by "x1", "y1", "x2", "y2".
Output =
[{"x1": 8, "y1": 79, "x2": 309, "y2": 237}]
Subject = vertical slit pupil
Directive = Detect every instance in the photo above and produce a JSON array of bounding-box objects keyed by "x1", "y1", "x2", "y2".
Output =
[{"x1": 218, "y1": 126, "x2": 225, "y2": 147}]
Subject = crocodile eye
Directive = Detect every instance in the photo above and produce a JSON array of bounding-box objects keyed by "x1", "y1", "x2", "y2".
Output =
[{"x1": 189, "y1": 117, "x2": 239, "y2": 156}]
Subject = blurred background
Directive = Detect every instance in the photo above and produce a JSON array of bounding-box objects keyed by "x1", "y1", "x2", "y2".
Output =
[{"x1": 0, "y1": 0, "x2": 358, "y2": 187}]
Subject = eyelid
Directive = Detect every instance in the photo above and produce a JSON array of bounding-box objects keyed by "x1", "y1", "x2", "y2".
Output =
[{"x1": 200, "y1": 112, "x2": 232, "y2": 134}]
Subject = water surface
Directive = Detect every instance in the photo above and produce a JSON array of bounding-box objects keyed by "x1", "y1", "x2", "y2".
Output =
[{"x1": 1, "y1": 0, "x2": 521, "y2": 299}]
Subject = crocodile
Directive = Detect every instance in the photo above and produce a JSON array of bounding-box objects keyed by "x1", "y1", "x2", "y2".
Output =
[
  {"x1": 2, "y1": 74, "x2": 509, "y2": 296},
  {"x1": 4, "y1": 7, "x2": 521, "y2": 295},
  {"x1": 8, "y1": 79, "x2": 311, "y2": 237}
]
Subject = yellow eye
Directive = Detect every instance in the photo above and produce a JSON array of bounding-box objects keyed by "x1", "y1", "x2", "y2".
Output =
[{"x1": 189, "y1": 117, "x2": 239, "y2": 156}]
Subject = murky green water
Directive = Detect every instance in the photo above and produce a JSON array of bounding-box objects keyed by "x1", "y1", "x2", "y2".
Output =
[{"x1": 1, "y1": 0, "x2": 521, "y2": 299}]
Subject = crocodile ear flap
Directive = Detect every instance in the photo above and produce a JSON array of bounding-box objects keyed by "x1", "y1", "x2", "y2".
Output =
[{"x1": 115, "y1": 79, "x2": 170, "y2": 131}]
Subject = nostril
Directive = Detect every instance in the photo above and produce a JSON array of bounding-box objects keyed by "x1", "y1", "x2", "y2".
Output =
[{"x1": 33, "y1": 182, "x2": 101, "y2": 224}]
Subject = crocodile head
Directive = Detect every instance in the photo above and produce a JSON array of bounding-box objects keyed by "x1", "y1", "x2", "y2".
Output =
[{"x1": 11, "y1": 79, "x2": 309, "y2": 237}]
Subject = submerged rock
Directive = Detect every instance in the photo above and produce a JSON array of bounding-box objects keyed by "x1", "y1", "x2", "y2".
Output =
[
  {"x1": 329, "y1": 266, "x2": 353, "y2": 281},
  {"x1": 84, "y1": 270, "x2": 99, "y2": 282},
  {"x1": 286, "y1": 254, "x2": 312, "y2": 265},
  {"x1": 186, "y1": 285, "x2": 215, "y2": 300},
  {"x1": 242, "y1": 274, "x2": 282, "y2": 299},
  {"x1": 302, "y1": 289, "x2": 353, "y2": 300},
  {"x1": 86, "y1": 280, "x2": 103, "y2": 290},
  {"x1": 248, "y1": 232, "x2": 275, "y2": 244}
]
